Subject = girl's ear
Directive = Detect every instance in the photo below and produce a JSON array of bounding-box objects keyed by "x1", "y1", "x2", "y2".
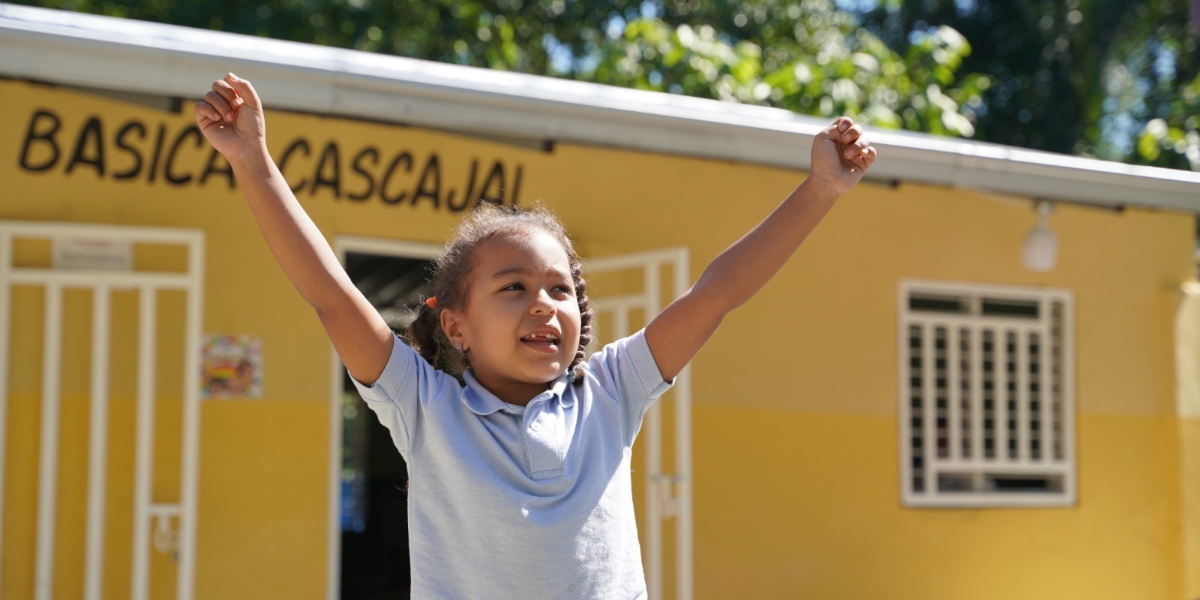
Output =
[{"x1": 440, "y1": 307, "x2": 467, "y2": 352}]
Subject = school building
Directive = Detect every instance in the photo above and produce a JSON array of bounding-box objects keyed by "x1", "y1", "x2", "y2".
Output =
[{"x1": 2, "y1": 4, "x2": 1199, "y2": 600}]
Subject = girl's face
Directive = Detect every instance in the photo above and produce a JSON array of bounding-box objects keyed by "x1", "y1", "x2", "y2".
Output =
[{"x1": 444, "y1": 230, "x2": 582, "y2": 404}]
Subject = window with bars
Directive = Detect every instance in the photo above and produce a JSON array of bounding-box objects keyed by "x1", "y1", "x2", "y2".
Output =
[{"x1": 899, "y1": 280, "x2": 1076, "y2": 507}]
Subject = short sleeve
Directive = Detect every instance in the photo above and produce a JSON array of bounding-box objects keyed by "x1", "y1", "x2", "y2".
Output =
[
  {"x1": 584, "y1": 327, "x2": 675, "y2": 446},
  {"x1": 348, "y1": 332, "x2": 453, "y2": 457}
]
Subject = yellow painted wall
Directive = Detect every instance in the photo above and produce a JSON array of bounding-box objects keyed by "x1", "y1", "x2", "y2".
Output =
[
  {"x1": 1, "y1": 77, "x2": 1195, "y2": 599},
  {"x1": 1172, "y1": 288, "x2": 1200, "y2": 599}
]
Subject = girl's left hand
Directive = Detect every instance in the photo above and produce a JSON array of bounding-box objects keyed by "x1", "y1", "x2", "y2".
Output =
[{"x1": 810, "y1": 116, "x2": 877, "y2": 196}]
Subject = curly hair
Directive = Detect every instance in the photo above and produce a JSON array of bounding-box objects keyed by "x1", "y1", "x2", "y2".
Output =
[{"x1": 404, "y1": 201, "x2": 594, "y2": 386}]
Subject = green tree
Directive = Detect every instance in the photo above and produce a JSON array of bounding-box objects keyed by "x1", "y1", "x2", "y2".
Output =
[
  {"x1": 856, "y1": 0, "x2": 1199, "y2": 169},
  {"x1": 584, "y1": 0, "x2": 990, "y2": 139},
  {"x1": 19, "y1": 0, "x2": 985, "y2": 138}
]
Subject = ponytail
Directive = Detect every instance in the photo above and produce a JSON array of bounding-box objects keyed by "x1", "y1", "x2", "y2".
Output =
[
  {"x1": 405, "y1": 299, "x2": 443, "y2": 367},
  {"x1": 569, "y1": 263, "x2": 592, "y2": 387}
]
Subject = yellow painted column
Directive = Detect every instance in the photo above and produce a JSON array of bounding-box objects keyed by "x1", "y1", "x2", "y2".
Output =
[{"x1": 1174, "y1": 283, "x2": 1200, "y2": 598}]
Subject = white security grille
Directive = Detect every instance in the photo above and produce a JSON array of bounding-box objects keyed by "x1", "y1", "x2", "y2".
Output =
[
  {"x1": 586, "y1": 248, "x2": 693, "y2": 600},
  {"x1": 0, "y1": 221, "x2": 205, "y2": 600},
  {"x1": 898, "y1": 280, "x2": 1075, "y2": 507}
]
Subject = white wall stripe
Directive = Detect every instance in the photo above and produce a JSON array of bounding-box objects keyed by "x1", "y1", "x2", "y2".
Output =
[
  {"x1": 132, "y1": 284, "x2": 157, "y2": 600},
  {"x1": 34, "y1": 283, "x2": 63, "y2": 600},
  {"x1": 0, "y1": 231, "x2": 10, "y2": 594},
  {"x1": 642, "y1": 262, "x2": 663, "y2": 600},
  {"x1": 178, "y1": 234, "x2": 205, "y2": 600},
  {"x1": 85, "y1": 285, "x2": 111, "y2": 600}
]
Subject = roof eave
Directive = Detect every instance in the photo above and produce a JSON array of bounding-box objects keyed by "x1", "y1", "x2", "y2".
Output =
[{"x1": 2, "y1": 4, "x2": 1197, "y2": 212}]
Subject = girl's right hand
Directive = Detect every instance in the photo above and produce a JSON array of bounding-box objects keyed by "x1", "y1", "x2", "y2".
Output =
[{"x1": 194, "y1": 73, "x2": 267, "y2": 165}]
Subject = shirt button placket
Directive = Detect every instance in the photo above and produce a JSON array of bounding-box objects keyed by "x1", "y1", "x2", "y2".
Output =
[{"x1": 526, "y1": 404, "x2": 562, "y2": 478}]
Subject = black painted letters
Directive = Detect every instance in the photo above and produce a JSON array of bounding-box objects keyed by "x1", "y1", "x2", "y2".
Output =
[{"x1": 15, "y1": 109, "x2": 527, "y2": 210}]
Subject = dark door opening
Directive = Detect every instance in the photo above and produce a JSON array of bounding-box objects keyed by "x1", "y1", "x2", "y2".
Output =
[{"x1": 339, "y1": 251, "x2": 434, "y2": 599}]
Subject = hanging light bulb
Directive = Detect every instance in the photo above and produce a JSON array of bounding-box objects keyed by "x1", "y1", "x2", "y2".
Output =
[{"x1": 1022, "y1": 199, "x2": 1057, "y2": 272}]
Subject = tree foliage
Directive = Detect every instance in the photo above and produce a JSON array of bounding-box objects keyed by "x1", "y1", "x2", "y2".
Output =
[
  {"x1": 856, "y1": 0, "x2": 1199, "y2": 170},
  {"x1": 585, "y1": 0, "x2": 989, "y2": 140},
  {"x1": 18, "y1": 0, "x2": 1198, "y2": 171}
]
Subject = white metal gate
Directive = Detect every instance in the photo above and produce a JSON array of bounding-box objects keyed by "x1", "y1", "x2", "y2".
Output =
[
  {"x1": 0, "y1": 221, "x2": 204, "y2": 600},
  {"x1": 586, "y1": 247, "x2": 693, "y2": 600}
]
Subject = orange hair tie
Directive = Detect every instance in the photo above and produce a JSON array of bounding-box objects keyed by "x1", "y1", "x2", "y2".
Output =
[{"x1": 425, "y1": 296, "x2": 438, "y2": 308}]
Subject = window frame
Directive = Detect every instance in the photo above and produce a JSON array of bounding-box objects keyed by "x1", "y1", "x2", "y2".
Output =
[{"x1": 898, "y1": 278, "x2": 1077, "y2": 508}]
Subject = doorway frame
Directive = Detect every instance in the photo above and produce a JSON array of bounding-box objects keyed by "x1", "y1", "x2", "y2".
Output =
[{"x1": 326, "y1": 235, "x2": 441, "y2": 600}]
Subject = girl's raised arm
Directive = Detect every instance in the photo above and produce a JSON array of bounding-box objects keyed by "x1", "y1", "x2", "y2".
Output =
[
  {"x1": 195, "y1": 73, "x2": 393, "y2": 386},
  {"x1": 644, "y1": 117, "x2": 876, "y2": 382}
]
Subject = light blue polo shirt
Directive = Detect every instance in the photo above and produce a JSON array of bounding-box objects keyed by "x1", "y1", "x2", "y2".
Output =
[{"x1": 349, "y1": 328, "x2": 672, "y2": 600}]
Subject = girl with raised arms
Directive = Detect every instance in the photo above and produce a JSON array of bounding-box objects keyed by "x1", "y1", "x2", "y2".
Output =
[{"x1": 196, "y1": 72, "x2": 876, "y2": 599}]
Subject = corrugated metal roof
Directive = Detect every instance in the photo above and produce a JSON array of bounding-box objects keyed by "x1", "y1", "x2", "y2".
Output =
[{"x1": 2, "y1": 3, "x2": 1197, "y2": 212}]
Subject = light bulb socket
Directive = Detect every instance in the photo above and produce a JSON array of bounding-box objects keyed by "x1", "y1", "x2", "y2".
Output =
[{"x1": 1023, "y1": 224, "x2": 1058, "y2": 271}]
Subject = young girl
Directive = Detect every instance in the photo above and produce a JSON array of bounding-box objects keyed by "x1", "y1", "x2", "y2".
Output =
[{"x1": 196, "y1": 72, "x2": 875, "y2": 599}]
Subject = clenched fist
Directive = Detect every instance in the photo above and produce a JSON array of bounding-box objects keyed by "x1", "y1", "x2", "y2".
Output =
[
  {"x1": 194, "y1": 73, "x2": 268, "y2": 167},
  {"x1": 809, "y1": 117, "x2": 877, "y2": 197}
]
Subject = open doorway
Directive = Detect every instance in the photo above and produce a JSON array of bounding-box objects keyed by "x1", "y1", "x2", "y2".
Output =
[{"x1": 330, "y1": 237, "x2": 440, "y2": 600}]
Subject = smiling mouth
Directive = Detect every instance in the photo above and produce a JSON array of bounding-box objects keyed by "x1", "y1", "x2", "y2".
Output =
[{"x1": 520, "y1": 332, "x2": 560, "y2": 352}]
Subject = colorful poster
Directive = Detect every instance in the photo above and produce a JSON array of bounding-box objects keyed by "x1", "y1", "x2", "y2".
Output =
[{"x1": 200, "y1": 335, "x2": 262, "y2": 399}]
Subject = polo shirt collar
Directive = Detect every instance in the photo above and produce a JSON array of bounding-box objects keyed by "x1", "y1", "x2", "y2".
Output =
[{"x1": 461, "y1": 369, "x2": 573, "y2": 415}]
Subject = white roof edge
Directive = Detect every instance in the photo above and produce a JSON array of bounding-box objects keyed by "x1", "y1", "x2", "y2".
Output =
[{"x1": 2, "y1": 4, "x2": 1198, "y2": 212}]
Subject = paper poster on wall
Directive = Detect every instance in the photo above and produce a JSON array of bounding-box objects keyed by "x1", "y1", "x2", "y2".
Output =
[{"x1": 200, "y1": 335, "x2": 262, "y2": 399}]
